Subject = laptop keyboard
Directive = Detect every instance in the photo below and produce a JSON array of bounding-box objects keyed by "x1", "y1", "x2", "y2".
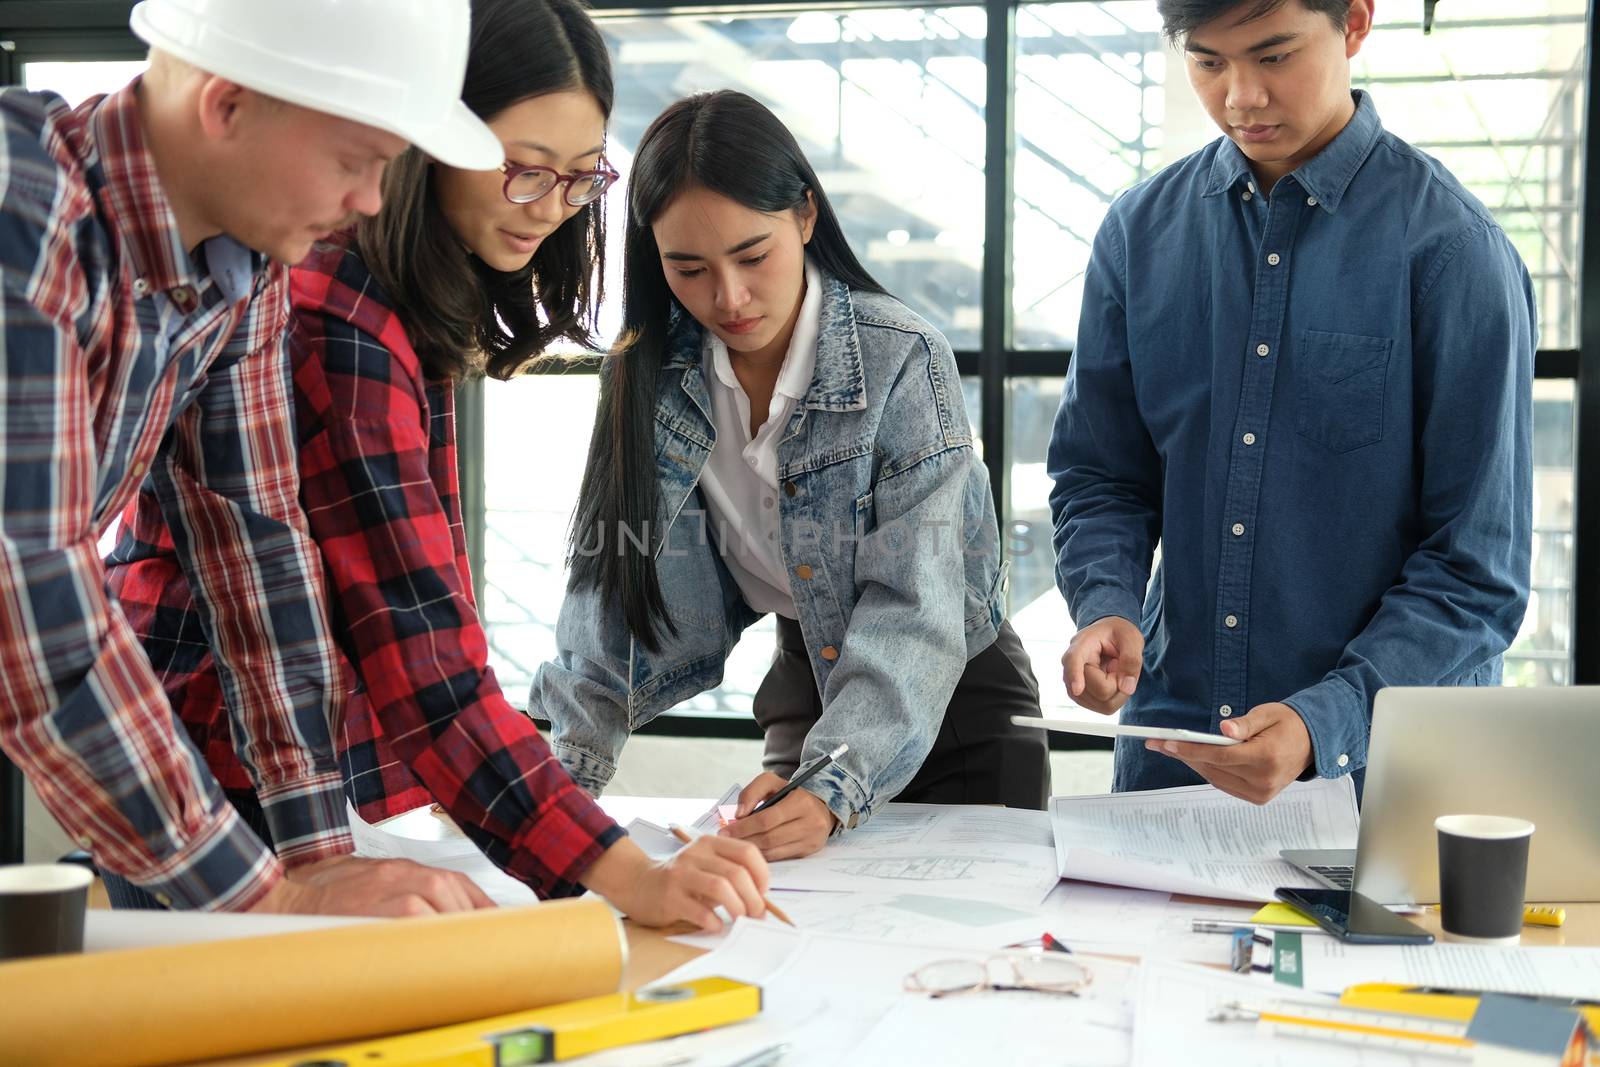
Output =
[{"x1": 1310, "y1": 864, "x2": 1355, "y2": 889}]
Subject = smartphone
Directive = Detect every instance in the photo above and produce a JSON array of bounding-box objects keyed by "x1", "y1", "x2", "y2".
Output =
[{"x1": 1274, "y1": 887, "x2": 1435, "y2": 945}]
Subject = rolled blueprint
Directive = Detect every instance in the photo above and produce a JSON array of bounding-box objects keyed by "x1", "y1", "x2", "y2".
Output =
[{"x1": 0, "y1": 897, "x2": 625, "y2": 1066}]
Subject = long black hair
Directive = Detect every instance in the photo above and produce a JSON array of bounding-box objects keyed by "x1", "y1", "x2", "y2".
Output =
[
  {"x1": 568, "y1": 90, "x2": 885, "y2": 650},
  {"x1": 356, "y1": 0, "x2": 613, "y2": 380}
]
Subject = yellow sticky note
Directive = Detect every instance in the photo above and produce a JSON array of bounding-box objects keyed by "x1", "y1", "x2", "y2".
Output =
[{"x1": 1250, "y1": 902, "x2": 1316, "y2": 927}]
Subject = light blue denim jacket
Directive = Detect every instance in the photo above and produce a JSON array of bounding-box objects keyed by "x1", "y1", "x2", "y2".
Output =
[{"x1": 533, "y1": 272, "x2": 1008, "y2": 827}]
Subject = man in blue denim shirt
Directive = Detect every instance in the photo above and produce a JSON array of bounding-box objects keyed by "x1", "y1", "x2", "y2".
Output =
[{"x1": 1047, "y1": 0, "x2": 1534, "y2": 802}]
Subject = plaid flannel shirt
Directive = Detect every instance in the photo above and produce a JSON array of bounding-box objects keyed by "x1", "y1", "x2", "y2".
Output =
[
  {"x1": 111, "y1": 236, "x2": 622, "y2": 897},
  {"x1": 0, "y1": 83, "x2": 350, "y2": 910}
]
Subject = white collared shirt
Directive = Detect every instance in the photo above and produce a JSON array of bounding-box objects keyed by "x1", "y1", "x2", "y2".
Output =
[{"x1": 699, "y1": 259, "x2": 823, "y2": 619}]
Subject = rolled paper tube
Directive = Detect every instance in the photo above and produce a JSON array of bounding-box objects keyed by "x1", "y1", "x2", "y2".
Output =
[{"x1": 0, "y1": 897, "x2": 624, "y2": 1067}]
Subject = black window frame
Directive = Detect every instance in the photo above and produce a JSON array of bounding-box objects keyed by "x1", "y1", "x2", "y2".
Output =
[{"x1": 2, "y1": 0, "x2": 1595, "y2": 863}]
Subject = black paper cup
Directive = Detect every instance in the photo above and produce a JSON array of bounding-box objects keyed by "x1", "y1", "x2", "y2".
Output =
[
  {"x1": 0, "y1": 863, "x2": 93, "y2": 960},
  {"x1": 1435, "y1": 814, "x2": 1534, "y2": 945}
]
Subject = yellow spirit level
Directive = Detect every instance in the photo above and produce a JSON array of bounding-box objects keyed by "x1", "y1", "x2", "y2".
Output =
[{"x1": 269, "y1": 976, "x2": 762, "y2": 1066}]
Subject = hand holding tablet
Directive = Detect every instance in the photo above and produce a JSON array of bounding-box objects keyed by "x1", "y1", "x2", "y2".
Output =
[{"x1": 1010, "y1": 715, "x2": 1243, "y2": 746}]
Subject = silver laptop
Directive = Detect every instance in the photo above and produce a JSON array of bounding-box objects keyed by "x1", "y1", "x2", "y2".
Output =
[{"x1": 1282, "y1": 686, "x2": 1600, "y2": 905}]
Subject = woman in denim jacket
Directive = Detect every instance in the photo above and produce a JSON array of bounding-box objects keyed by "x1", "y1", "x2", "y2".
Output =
[{"x1": 536, "y1": 91, "x2": 1049, "y2": 860}]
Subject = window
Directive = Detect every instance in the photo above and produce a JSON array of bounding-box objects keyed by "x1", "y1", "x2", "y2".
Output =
[{"x1": 22, "y1": 60, "x2": 146, "y2": 106}]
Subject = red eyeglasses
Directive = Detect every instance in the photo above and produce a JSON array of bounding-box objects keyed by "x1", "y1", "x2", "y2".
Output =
[{"x1": 498, "y1": 160, "x2": 620, "y2": 206}]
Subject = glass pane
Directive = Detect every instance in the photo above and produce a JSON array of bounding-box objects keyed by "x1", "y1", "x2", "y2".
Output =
[
  {"x1": 1012, "y1": 2, "x2": 1586, "y2": 349},
  {"x1": 1006, "y1": 377, "x2": 1577, "y2": 699},
  {"x1": 590, "y1": 7, "x2": 986, "y2": 351},
  {"x1": 1012, "y1": 3, "x2": 1173, "y2": 350},
  {"x1": 1354, "y1": 2, "x2": 1587, "y2": 348},
  {"x1": 482, "y1": 374, "x2": 599, "y2": 697},
  {"x1": 23, "y1": 61, "x2": 148, "y2": 107},
  {"x1": 1006, "y1": 376, "x2": 1077, "y2": 711},
  {"x1": 1509, "y1": 378, "x2": 1576, "y2": 684}
]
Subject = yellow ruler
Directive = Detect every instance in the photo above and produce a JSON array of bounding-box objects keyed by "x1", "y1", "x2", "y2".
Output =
[{"x1": 265, "y1": 976, "x2": 761, "y2": 1066}]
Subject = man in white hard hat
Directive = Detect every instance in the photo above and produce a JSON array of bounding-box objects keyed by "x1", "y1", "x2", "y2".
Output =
[{"x1": 0, "y1": 0, "x2": 506, "y2": 913}]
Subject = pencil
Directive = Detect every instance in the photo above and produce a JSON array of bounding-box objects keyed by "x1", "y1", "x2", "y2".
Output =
[{"x1": 668, "y1": 823, "x2": 795, "y2": 927}]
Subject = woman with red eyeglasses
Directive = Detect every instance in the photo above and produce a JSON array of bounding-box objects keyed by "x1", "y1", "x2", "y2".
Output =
[{"x1": 103, "y1": 0, "x2": 771, "y2": 931}]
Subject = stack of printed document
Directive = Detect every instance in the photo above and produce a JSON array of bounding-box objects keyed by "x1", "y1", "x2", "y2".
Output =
[
  {"x1": 1051, "y1": 777, "x2": 1359, "y2": 902},
  {"x1": 763, "y1": 803, "x2": 1062, "y2": 909}
]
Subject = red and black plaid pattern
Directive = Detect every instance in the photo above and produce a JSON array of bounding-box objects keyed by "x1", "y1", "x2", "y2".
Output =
[{"x1": 112, "y1": 236, "x2": 622, "y2": 897}]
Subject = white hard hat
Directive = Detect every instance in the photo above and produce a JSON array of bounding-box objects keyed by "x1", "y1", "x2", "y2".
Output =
[{"x1": 129, "y1": 0, "x2": 501, "y2": 170}]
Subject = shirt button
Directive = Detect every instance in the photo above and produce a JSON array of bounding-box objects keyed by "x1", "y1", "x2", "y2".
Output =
[
  {"x1": 132, "y1": 278, "x2": 151, "y2": 297},
  {"x1": 820, "y1": 645, "x2": 839, "y2": 662},
  {"x1": 1256, "y1": 343, "x2": 1270, "y2": 358},
  {"x1": 763, "y1": 497, "x2": 775, "y2": 509},
  {"x1": 1307, "y1": 196, "x2": 1319, "y2": 207},
  {"x1": 795, "y1": 564, "x2": 813, "y2": 580},
  {"x1": 154, "y1": 892, "x2": 173, "y2": 908},
  {"x1": 1242, "y1": 191, "x2": 1253, "y2": 202},
  {"x1": 1231, "y1": 523, "x2": 1245, "y2": 537},
  {"x1": 78, "y1": 835, "x2": 93, "y2": 850},
  {"x1": 1224, "y1": 614, "x2": 1239, "y2": 629},
  {"x1": 768, "y1": 532, "x2": 777, "y2": 542},
  {"x1": 1247, "y1": 181, "x2": 1257, "y2": 194},
  {"x1": 1337, "y1": 753, "x2": 1350, "y2": 768},
  {"x1": 1267, "y1": 253, "x2": 1281, "y2": 266},
  {"x1": 171, "y1": 286, "x2": 194, "y2": 307},
  {"x1": 784, "y1": 481, "x2": 798, "y2": 498},
  {"x1": 1219, "y1": 705, "x2": 1233, "y2": 717},
  {"x1": 1242, "y1": 432, "x2": 1257, "y2": 446}
]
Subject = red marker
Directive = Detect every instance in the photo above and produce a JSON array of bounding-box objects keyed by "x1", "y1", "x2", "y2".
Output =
[{"x1": 1041, "y1": 932, "x2": 1072, "y2": 954}]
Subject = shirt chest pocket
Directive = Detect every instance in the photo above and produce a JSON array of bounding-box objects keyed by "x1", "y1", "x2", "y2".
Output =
[{"x1": 1295, "y1": 330, "x2": 1393, "y2": 454}]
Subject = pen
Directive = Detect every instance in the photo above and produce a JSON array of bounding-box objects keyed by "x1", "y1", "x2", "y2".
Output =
[
  {"x1": 667, "y1": 824, "x2": 796, "y2": 927},
  {"x1": 1192, "y1": 919, "x2": 1271, "y2": 944},
  {"x1": 748, "y1": 743, "x2": 849, "y2": 815}
]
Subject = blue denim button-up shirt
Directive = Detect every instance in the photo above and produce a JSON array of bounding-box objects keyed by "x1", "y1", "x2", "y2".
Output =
[
  {"x1": 535, "y1": 274, "x2": 1009, "y2": 826},
  {"x1": 1048, "y1": 91, "x2": 1534, "y2": 794}
]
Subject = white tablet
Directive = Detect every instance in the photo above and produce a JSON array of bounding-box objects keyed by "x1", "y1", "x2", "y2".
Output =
[{"x1": 1010, "y1": 715, "x2": 1242, "y2": 746}]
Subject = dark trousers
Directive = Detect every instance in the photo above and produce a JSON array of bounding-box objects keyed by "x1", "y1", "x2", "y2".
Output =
[
  {"x1": 103, "y1": 788, "x2": 273, "y2": 910},
  {"x1": 754, "y1": 617, "x2": 1051, "y2": 810}
]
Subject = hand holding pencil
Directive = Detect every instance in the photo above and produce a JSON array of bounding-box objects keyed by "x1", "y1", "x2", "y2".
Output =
[
  {"x1": 582, "y1": 828, "x2": 772, "y2": 933},
  {"x1": 669, "y1": 825, "x2": 795, "y2": 927}
]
